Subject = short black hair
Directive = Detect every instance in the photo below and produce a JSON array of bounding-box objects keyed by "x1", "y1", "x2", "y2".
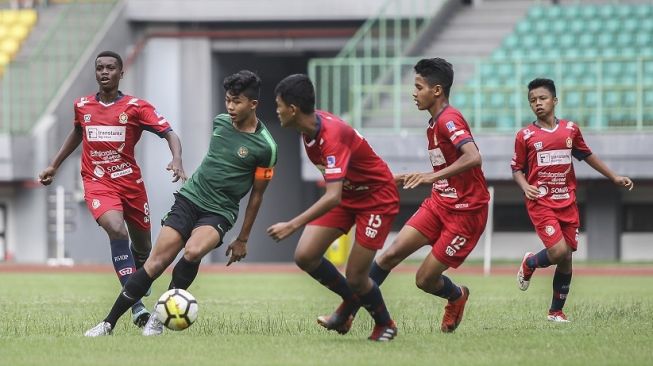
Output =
[
  {"x1": 274, "y1": 74, "x2": 315, "y2": 114},
  {"x1": 528, "y1": 78, "x2": 556, "y2": 97},
  {"x1": 414, "y1": 58, "x2": 454, "y2": 98},
  {"x1": 96, "y1": 51, "x2": 123, "y2": 70},
  {"x1": 223, "y1": 70, "x2": 262, "y2": 100}
]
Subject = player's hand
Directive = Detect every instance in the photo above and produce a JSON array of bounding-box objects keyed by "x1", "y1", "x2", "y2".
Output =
[
  {"x1": 38, "y1": 166, "x2": 57, "y2": 186},
  {"x1": 393, "y1": 173, "x2": 406, "y2": 186},
  {"x1": 613, "y1": 176, "x2": 634, "y2": 191},
  {"x1": 523, "y1": 185, "x2": 540, "y2": 200},
  {"x1": 402, "y1": 172, "x2": 436, "y2": 189},
  {"x1": 225, "y1": 238, "x2": 247, "y2": 266},
  {"x1": 267, "y1": 222, "x2": 297, "y2": 242},
  {"x1": 167, "y1": 158, "x2": 187, "y2": 183}
]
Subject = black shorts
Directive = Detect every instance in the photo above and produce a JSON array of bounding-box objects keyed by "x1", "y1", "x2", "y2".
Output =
[{"x1": 161, "y1": 193, "x2": 232, "y2": 247}]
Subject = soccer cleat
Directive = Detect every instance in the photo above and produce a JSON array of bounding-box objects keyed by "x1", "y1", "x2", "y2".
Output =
[
  {"x1": 131, "y1": 303, "x2": 151, "y2": 328},
  {"x1": 84, "y1": 321, "x2": 112, "y2": 337},
  {"x1": 440, "y1": 286, "x2": 470, "y2": 333},
  {"x1": 317, "y1": 313, "x2": 354, "y2": 335},
  {"x1": 517, "y1": 252, "x2": 535, "y2": 291},
  {"x1": 142, "y1": 313, "x2": 164, "y2": 336},
  {"x1": 547, "y1": 310, "x2": 570, "y2": 323},
  {"x1": 368, "y1": 320, "x2": 397, "y2": 341}
]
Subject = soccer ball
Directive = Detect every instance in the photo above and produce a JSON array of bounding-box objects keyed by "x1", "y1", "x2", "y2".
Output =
[{"x1": 154, "y1": 289, "x2": 199, "y2": 331}]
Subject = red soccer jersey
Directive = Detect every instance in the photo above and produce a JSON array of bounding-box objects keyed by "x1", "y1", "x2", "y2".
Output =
[
  {"x1": 303, "y1": 110, "x2": 396, "y2": 203},
  {"x1": 511, "y1": 119, "x2": 592, "y2": 209},
  {"x1": 426, "y1": 105, "x2": 489, "y2": 212},
  {"x1": 73, "y1": 93, "x2": 172, "y2": 188}
]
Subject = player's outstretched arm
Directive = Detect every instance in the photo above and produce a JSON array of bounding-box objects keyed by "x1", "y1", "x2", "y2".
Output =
[
  {"x1": 38, "y1": 126, "x2": 83, "y2": 186},
  {"x1": 267, "y1": 180, "x2": 343, "y2": 242},
  {"x1": 584, "y1": 154, "x2": 634, "y2": 191},
  {"x1": 163, "y1": 131, "x2": 186, "y2": 182},
  {"x1": 226, "y1": 177, "x2": 271, "y2": 266}
]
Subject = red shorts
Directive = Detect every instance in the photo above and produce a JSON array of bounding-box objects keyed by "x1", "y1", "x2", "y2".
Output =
[
  {"x1": 406, "y1": 197, "x2": 488, "y2": 268},
  {"x1": 527, "y1": 202, "x2": 579, "y2": 250},
  {"x1": 83, "y1": 181, "x2": 151, "y2": 231},
  {"x1": 309, "y1": 184, "x2": 399, "y2": 250}
]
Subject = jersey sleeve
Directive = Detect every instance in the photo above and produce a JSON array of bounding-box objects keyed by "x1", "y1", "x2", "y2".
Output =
[
  {"x1": 320, "y1": 137, "x2": 351, "y2": 182},
  {"x1": 73, "y1": 101, "x2": 81, "y2": 128},
  {"x1": 440, "y1": 113, "x2": 473, "y2": 150},
  {"x1": 511, "y1": 131, "x2": 528, "y2": 173},
  {"x1": 571, "y1": 125, "x2": 592, "y2": 160},
  {"x1": 137, "y1": 100, "x2": 172, "y2": 137},
  {"x1": 258, "y1": 128, "x2": 278, "y2": 168}
]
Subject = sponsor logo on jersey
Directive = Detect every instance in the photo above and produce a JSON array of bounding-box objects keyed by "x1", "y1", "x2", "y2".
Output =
[
  {"x1": 537, "y1": 149, "x2": 572, "y2": 166},
  {"x1": 455, "y1": 203, "x2": 469, "y2": 209},
  {"x1": 450, "y1": 130, "x2": 465, "y2": 142},
  {"x1": 107, "y1": 163, "x2": 133, "y2": 179},
  {"x1": 545, "y1": 225, "x2": 556, "y2": 236},
  {"x1": 110, "y1": 167, "x2": 133, "y2": 179},
  {"x1": 86, "y1": 126, "x2": 126, "y2": 142},
  {"x1": 83, "y1": 114, "x2": 92, "y2": 123},
  {"x1": 94, "y1": 165, "x2": 105, "y2": 178},
  {"x1": 325, "y1": 168, "x2": 342, "y2": 174},
  {"x1": 445, "y1": 120, "x2": 456, "y2": 132},
  {"x1": 326, "y1": 155, "x2": 336, "y2": 168},
  {"x1": 566, "y1": 121, "x2": 575, "y2": 130},
  {"x1": 534, "y1": 141, "x2": 543, "y2": 151},
  {"x1": 118, "y1": 112, "x2": 128, "y2": 124},
  {"x1": 428, "y1": 148, "x2": 446, "y2": 167},
  {"x1": 566, "y1": 137, "x2": 573, "y2": 148},
  {"x1": 77, "y1": 97, "x2": 90, "y2": 108},
  {"x1": 91, "y1": 198, "x2": 101, "y2": 209},
  {"x1": 127, "y1": 98, "x2": 139, "y2": 106},
  {"x1": 537, "y1": 185, "x2": 548, "y2": 197},
  {"x1": 237, "y1": 146, "x2": 249, "y2": 158}
]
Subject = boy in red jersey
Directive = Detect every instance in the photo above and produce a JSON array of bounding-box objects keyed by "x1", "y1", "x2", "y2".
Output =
[
  {"x1": 326, "y1": 58, "x2": 489, "y2": 333},
  {"x1": 39, "y1": 51, "x2": 186, "y2": 326},
  {"x1": 513, "y1": 78, "x2": 633, "y2": 322},
  {"x1": 267, "y1": 74, "x2": 399, "y2": 341}
]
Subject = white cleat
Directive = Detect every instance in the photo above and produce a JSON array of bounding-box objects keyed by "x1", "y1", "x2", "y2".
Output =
[
  {"x1": 517, "y1": 252, "x2": 534, "y2": 291},
  {"x1": 142, "y1": 314, "x2": 164, "y2": 336},
  {"x1": 84, "y1": 321, "x2": 112, "y2": 337},
  {"x1": 547, "y1": 310, "x2": 570, "y2": 323}
]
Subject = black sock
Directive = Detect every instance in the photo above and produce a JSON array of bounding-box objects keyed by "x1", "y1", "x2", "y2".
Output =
[
  {"x1": 307, "y1": 258, "x2": 355, "y2": 301},
  {"x1": 369, "y1": 260, "x2": 391, "y2": 286},
  {"x1": 432, "y1": 275, "x2": 462, "y2": 301},
  {"x1": 526, "y1": 249, "x2": 552, "y2": 269},
  {"x1": 169, "y1": 257, "x2": 201, "y2": 290},
  {"x1": 359, "y1": 283, "x2": 392, "y2": 325},
  {"x1": 104, "y1": 268, "x2": 153, "y2": 328},
  {"x1": 550, "y1": 269, "x2": 572, "y2": 311},
  {"x1": 130, "y1": 243, "x2": 149, "y2": 271}
]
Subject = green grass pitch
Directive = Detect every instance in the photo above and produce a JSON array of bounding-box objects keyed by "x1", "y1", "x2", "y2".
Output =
[{"x1": 0, "y1": 270, "x2": 651, "y2": 366}]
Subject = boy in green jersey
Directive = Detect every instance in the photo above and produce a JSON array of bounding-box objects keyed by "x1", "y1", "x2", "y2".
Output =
[{"x1": 84, "y1": 70, "x2": 278, "y2": 337}]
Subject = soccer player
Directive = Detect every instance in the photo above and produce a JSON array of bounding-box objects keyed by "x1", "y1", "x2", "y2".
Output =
[
  {"x1": 267, "y1": 74, "x2": 399, "y2": 341},
  {"x1": 39, "y1": 51, "x2": 186, "y2": 327},
  {"x1": 84, "y1": 70, "x2": 278, "y2": 337},
  {"x1": 513, "y1": 78, "x2": 634, "y2": 322},
  {"x1": 326, "y1": 58, "x2": 490, "y2": 333}
]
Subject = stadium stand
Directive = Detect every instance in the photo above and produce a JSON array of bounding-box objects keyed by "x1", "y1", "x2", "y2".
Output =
[{"x1": 0, "y1": 8, "x2": 37, "y2": 76}]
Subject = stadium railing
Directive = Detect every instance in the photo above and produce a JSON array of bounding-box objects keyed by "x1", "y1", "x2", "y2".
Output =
[
  {"x1": 309, "y1": 56, "x2": 653, "y2": 133},
  {"x1": 0, "y1": 0, "x2": 118, "y2": 134}
]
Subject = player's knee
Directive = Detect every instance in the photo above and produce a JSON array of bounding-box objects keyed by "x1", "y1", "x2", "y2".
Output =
[
  {"x1": 103, "y1": 222, "x2": 128, "y2": 239},
  {"x1": 377, "y1": 250, "x2": 400, "y2": 270},
  {"x1": 548, "y1": 245, "x2": 569, "y2": 264},
  {"x1": 144, "y1": 257, "x2": 166, "y2": 278},
  {"x1": 183, "y1": 246, "x2": 204, "y2": 263}
]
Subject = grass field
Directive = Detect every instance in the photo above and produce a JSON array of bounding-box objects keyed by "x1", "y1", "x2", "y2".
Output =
[{"x1": 1, "y1": 269, "x2": 652, "y2": 366}]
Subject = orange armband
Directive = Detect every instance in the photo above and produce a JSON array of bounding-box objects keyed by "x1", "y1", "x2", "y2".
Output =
[{"x1": 255, "y1": 167, "x2": 274, "y2": 180}]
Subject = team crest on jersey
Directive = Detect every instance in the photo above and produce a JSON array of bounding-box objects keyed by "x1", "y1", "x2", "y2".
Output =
[
  {"x1": 118, "y1": 112, "x2": 128, "y2": 124},
  {"x1": 445, "y1": 121, "x2": 456, "y2": 132},
  {"x1": 83, "y1": 114, "x2": 92, "y2": 123},
  {"x1": 566, "y1": 137, "x2": 572, "y2": 148},
  {"x1": 237, "y1": 146, "x2": 249, "y2": 158},
  {"x1": 326, "y1": 155, "x2": 336, "y2": 168},
  {"x1": 534, "y1": 141, "x2": 543, "y2": 151},
  {"x1": 91, "y1": 199, "x2": 101, "y2": 210},
  {"x1": 545, "y1": 225, "x2": 556, "y2": 236}
]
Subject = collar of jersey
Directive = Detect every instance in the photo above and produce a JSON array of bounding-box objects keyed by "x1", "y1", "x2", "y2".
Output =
[
  {"x1": 532, "y1": 117, "x2": 560, "y2": 132},
  {"x1": 95, "y1": 91, "x2": 125, "y2": 104},
  {"x1": 304, "y1": 113, "x2": 322, "y2": 143},
  {"x1": 428, "y1": 104, "x2": 449, "y2": 127}
]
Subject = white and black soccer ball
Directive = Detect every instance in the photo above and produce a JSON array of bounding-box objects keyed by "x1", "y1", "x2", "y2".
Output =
[{"x1": 154, "y1": 288, "x2": 199, "y2": 331}]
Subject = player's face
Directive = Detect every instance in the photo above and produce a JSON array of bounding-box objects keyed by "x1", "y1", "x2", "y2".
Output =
[
  {"x1": 275, "y1": 95, "x2": 295, "y2": 127},
  {"x1": 413, "y1": 74, "x2": 438, "y2": 111},
  {"x1": 225, "y1": 92, "x2": 256, "y2": 123},
  {"x1": 528, "y1": 87, "x2": 557, "y2": 119},
  {"x1": 95, "y1": 57, "x2": 122, "y2": 91}
]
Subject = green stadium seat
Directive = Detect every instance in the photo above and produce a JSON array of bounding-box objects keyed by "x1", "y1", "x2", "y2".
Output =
[
  {"x1": 579, "y1": 5, "x2": 598, "y2": 19},
  {"x1": 623, "y1": 91, "x2": 637, "y2": 107},
  {"x1": 515, "y1": 21, "x2": 532, "y2": 34},
  {"x1": 615, "y1": 33, "x2": 634, "y2": 47},
  {"x1": 598, "y1": 4, "x2": 616, "y2": 19},
  {"x1": 527, "y1": 6, "x2": 545, "y2": 19},
  {"x1": 546, "y1": 5, "x2": 563, "y2": 19},
  {"x1": 623, "y1": 18, "x2": 638, "y2": 33},
  {"x1": 587, "y1": 19, "x2": 602, "y2": 33},
  {"x1": 634, "y1": 4, "x2": 653, "y2": 19},
  {"x1": 564, "y1": 91, "x2": 582, "y2": 108},
  {"x1": 635, "y1": 33, "x2": 651, "y2": 47},
  {"x1": 604, "y1": 92, "x2": 621, "y2": 107},
  {"x1": 597, "y1": 33, "x2": 614, "y2": 47},
  {"x1": 578, "y1": 33, "x2": 594, "y2": 48}
]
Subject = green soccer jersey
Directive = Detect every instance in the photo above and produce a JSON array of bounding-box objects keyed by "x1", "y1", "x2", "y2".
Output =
[{"x1": 178, "y1": 113, "x2": 278, "y2": 225}]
